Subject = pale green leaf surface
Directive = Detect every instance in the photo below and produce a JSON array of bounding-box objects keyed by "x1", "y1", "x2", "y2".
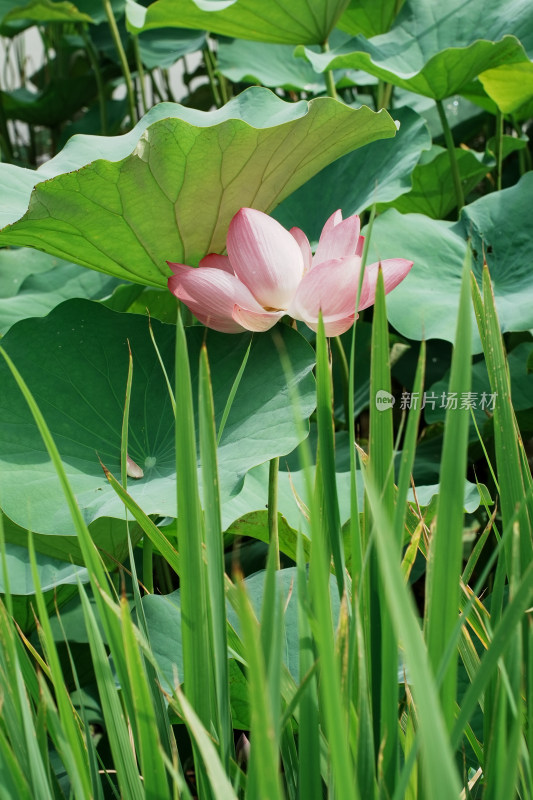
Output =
[
  {"x1": 0, "y1": 249, "x2": 120, "y2": 335},
  {"x1": 378, "y1": 144, "x2": 490, "y2": 219},
  {"x1": 274, "y1": 106, "x2": 431, "y2": 242},
  {"x1": 365, "y1": 173, "x2": 533, "y2": 351},
  {"x1": 337, "y1": 0, "x2": 402, "y2": 37},
  {"x1": 0, "y1": 542, "x2": 88, "y2": 594},
  {"x1": 479, "y1": 61, "x2": 533, "y2": 113},
  {"x1": 2, "y1": 0, "x2": 93, "y2": 23},
  {"x1": 2, "y1": 509, "x2": 142, "y2": 567},
  {"x1": 297, "y1": 0, "x2": 533, "y2": 99},
  {"x1": 143, "y1": 567, "x2": 340, "y2": 683},
  {"x1": 217, "y1": 37, "x2": 347, "y2": 93},
  {"x1": 138, "y1": 27, "x2": 206, "y2": 69},
  {"x1": 0, "y1": 299, "x2": 315, "y2": 537},
  {"x1": 126, "y1": 0, "x2": 351, "y2": 45},
  {"x1": 0, "y1": 90, "x2": 396, "y2": 287},
  {"x1": 407, "y1": 481, "x2": 484, "y2": 513}
]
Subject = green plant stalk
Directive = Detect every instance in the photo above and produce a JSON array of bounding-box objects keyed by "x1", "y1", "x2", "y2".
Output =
[
  {"x1": 377, "y1": 79, "x2": 393, "y2": 110},
  {"x1": 393, "y1": 340, "x2": 425, "y2": 539},
  {"x1": 495, "y1": 108, "x2": 504, "y2": 192},
  {"x1": 101, "y1": 0, "x2": 137, "y2": 126},
  {"x1": 268, "y1": 457, "x2": 281, "y2": 569},
  {"x1": 316, "y1": 317, "x2": 346, "y2": 597},
  {"x1": 217, "y1": 337, "x2": 252, "y2": 445},
  {"x1": 333, "y1": 335, "x2": 350, "y2": 429},
  {"x1": 203, "y1": 45, "x2": 222, "y2": 108},
  {"x1": 131, "y1": 35, "x2": 148, "y2": 116},
  {"x1": 321, "y1": 39, "x2": 337, "y2": 100},
  {"x1": 80, "y1": 25, "x2": 108, "y2": 135},
  {"x1": 219, "y1": 71, "x2": 230, "y2": 105},
  {"x1": 0, "y1": 514, "x2": 13, "y2": 617},
  {"x1": 142, "y1": 537, "x2": 154, "y2": 594},
  {"x1": 436, "y1": 98, "x2": 464, "y2": 214},
  {"x1": 296, "y1": 534, "x2": 321, "y2": 799},
  {"x1": 0, "y1": 92, "x2": 14, "y2": 162}
]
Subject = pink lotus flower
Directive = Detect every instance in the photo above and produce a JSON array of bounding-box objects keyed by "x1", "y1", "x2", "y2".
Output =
[{"x1": 167, "y1": 208, "x2": 412, "y2": 336}]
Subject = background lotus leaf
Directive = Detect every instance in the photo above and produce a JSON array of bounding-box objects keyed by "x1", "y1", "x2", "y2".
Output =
[
  {"x1": 365, "y1": 173, "x2": 533, "y2": 352},
  {"x1": 217, "y1": 35, "x2": 361, "y2": 93},
  {"x1": 274, "y1": 106, "x2": 431, "y2": 242},
  {"x1": 0, "y1": 88, "x2": 396, "y2": 287},
  {"x1": 0, "y1": 299, "x2": 316, "y2": 538},
  {"x1": 479, "y1": 62, "x2": 533, "y2": 114},
  {"x1": 377, "y1": 144, "x2": 491, "y2": 219},
  {"x1": 337, "y1": 0, "x2": 402, "y2": 38},
  {"x1": 126, "y1": 0, "x2": 351, "y2": 45},
  {"x1": 296, "y1": 0, "x2": 533, "y2": 100},
  {"x1": 1, "y1": 0, "x2": 93, "y2": 24},
  {"x1": 0, "y1": 249, "x2": 120, "y2": 334}
]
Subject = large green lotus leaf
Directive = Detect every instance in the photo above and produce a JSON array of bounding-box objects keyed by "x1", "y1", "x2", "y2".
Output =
[
  {"x1": 217, "y1": 36, "x2": 360, "y2": 93},
  {"x1": 1, "y1": 79, "x2": 98, "y2": 127},
  {"x1": 138, "y1": 27, "x2": 206, "y2": 69},
  {"x1": 0, "y1": 539, "x2": 89, "y2": 595},
  {"x1": 0, "y1": 299, "x2": 315, "y2": 537},
  {"x1": 2, "y1": 506, "x2": 144, "y2": 567},
  {"x1": 0, "y1": 89, "x2": 396, "y2": 287},
  {"x1": 0, "y1": 248, "x2": 119, "y2": 334},
  {"x1": 365, "y1": 173, "x2": 533, "y2": 352},
  {"x1": 126, "y1": 0, "x2": 351, "y2": 45},
  {"x1": 297, "y1": 0, "x2": 533, "y2": 100},
  {"x1": 337, "y1": 0, "x2": 403, "y2": 37},
  {"x1": 273, "y1": 106, "x2": 430, "y2": 242},
  {"x1": 479, "y1": 62, "x2": 533, "y2": 114},
  {"x1": 0, "y1": 247, "x2": 54, "y2": 298},
  {"x1": 221, "y1": 462, "x2": 357, "y2": 537},
  {"x1": 143, "y1": 568, "x2": 341, "y2": 686},
  {"x1": 0, "y1": 538, "x2": 88, "y2": 633},
  {"x1": 1, "y1": 0, "x2": 93, "y2": 23},
  {"x1": 378, "y1": 144, "x2": 490, "y2": 219}
]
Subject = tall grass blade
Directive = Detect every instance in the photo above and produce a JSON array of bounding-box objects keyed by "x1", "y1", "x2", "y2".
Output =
[
  {"x1": 309, "y1": 314, "x2": 358, "y2": 800},
  {"x1": 362, "y1": 465, "x2": 462, "y2": 798},
  {"x1": 199, "y1": 343, "x2": 233, "y2": 769},
  {"x1": 27, "y1": 534, "x2": 93, "y2": 798},
  {"x1": 295, "y1": 533, "x2": 321, "y2": 799},
  {"x1": 78, "y1": 582, "x2": 144, "y2": 800},
  {"x1": 315, "y1": 312, "x2": 345, "y2": 596},
  {"x1": 366, "y1": 269, "x2": 398, "y2": 790},
  {"x1": 425, "y1": 249, "x2": 472, "y2": 730},
  {"x1": 120, "y1": 594, "x2": 170, "y2": 798},
  {"x1": 174, "y1": 313, "x2": 213, "y2": 797}
]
